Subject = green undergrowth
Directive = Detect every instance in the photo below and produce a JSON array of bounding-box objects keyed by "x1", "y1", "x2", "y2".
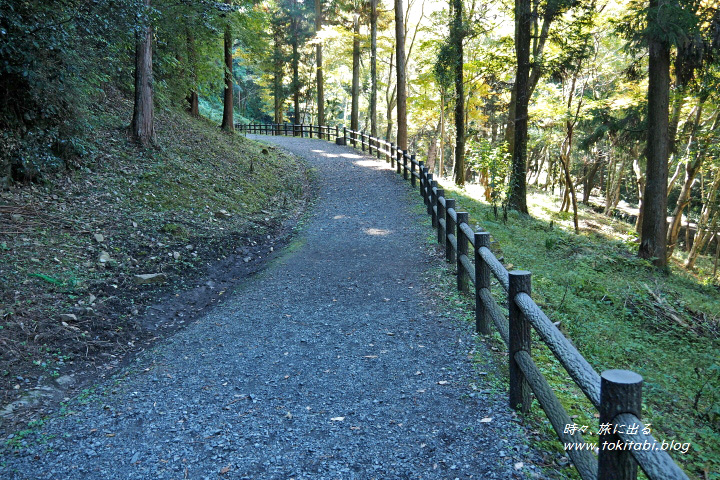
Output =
[
  {"x1": 0, "y1": 91, "x2": 310, "y2": 430},
  {"x1": 427, "y1": 183, "x2": 720, "y2": 479}
]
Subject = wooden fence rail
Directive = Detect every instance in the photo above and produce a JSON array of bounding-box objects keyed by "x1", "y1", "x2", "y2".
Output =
[{"x1": 238, "y1": 123, "x2": 690, "y2": 480}]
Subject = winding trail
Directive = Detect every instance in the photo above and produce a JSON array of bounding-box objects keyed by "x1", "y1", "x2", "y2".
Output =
[{"x1": 1, "y1": 137, "x2": 539, "y2": 479}]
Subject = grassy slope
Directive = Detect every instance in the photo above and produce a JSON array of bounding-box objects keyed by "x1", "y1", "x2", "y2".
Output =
[
  {"x1": 0, "y1": 93, "x2": 310, "y2": 427},
  {"x1": 434, "y1": 184, "x2": 719, "y2": 479}
]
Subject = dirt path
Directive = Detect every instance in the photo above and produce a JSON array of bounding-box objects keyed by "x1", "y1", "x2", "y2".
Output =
[{"x1": 1, "y1": 137, "x2": 542, "y2": 479}]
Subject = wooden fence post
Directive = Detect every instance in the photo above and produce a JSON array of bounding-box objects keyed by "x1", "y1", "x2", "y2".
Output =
[
  {"x1": 361, "y1": 131, "x2": 366, "y2": 152},
  {"x1": 410, "y1": 154, "x2": 416, "y2": 187},
  {"x1": 430, "y1": 181, "x2": 439, "y2": 228},
  {"x1": 426, "y1": 175, "x2": 434, "y2": 215},
  {"x1": 457, "y1": 212, "x2": 469, "y2": 293},
  {"x1": 436, "y1": 188, "x2": 445, "y2": 245},
  {"x1": 390, "y1": 143, "x2": 395, "y2": 167},
  {"x1": 474, "y1": 231, "x2": 492, "y2": 335},
  {"x1": 598, "y1": 370, "x2": 643, "y2": 480},
  {"x1": 509, "y1": 270, "x2": 532, "y2": 413},
  {"x1": 445, "y1": 198, "x2": 456, "y2": 262},
  {"x1": 403, "y1": 151, "x2": 409, "y2": 180},
  {"x1": 396, "y1": 148, "x2": 402, "y2": 174},
  {"x1": 309, "y1": 124, "x2": 313, "y2": 138},
  {"x1": 419, "y1": 162, "x2": 426, "y2": 203}
]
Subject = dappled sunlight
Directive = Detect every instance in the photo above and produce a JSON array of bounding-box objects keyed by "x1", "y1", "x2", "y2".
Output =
[
  {"x1": 364, "y1": 227, "x2": 392, "y2": 236},
  {"x1": 333, "y1": 215, "x2": 348, "y2": 220},
  {"x1": 309, "y1": 149, "x2": 367, "y2": 160},
  {"x1": 353, "y1": 159, "x2": 394, "y2": 171},
  {"x1": 434, "y1": 175, "x2": 640, "y2": 243}
]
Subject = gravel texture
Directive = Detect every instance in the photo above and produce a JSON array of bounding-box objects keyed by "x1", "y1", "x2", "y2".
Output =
[{"x1": 1, "y1": 136, "x2": 542, "y2": 479}]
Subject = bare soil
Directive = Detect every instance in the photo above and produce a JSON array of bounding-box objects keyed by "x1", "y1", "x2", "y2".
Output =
[{"x1": 0, "y1": 102, "x2": 312, "y2": 437}]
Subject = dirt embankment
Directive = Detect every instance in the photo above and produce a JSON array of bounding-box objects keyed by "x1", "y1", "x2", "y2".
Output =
[{"x1": 0, "y1": 102, "x2": 312, "y2": 437}]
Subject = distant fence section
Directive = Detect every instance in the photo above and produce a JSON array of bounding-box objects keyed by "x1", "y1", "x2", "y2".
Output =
[{"x1": 238, "y1": 123, "x2": 690, "y2": 480}]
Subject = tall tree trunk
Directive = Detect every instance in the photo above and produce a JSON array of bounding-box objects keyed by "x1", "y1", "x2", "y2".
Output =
[
  {"x1": 634, "y1": 156, "x2": 645, "y2": 232},
  {"x1": 186, "y1": 29, "x2": 199, "y2": 117},
  {"x1": 315, "y1": 0, "x2": 325, "y2": 129},
  {"x1": 385, "y1": 51, "x2": 396, "y2": 141},
  {"x1": 131, "y1": 0, "x2": 155, "y2": 146},
  {"x1": 221, "y1": 7, "x2": 234, "y2": 132},
  {"x1": 451, "y1": 0, "x2": 465, "y2": 186},
  {"x1": 394, "y1": 0, "x2": 408, "y2": 149},
  {"x1": 292, "y1": 13, "x2": 300, "y2": 125},
  {"x1": 559, "y1": 73, "x2": 582, "y2": 233},
  {"x1": 427, "y1": 121, "x2": 440, "y2": 173},
  {"x1": 370, "y1": 0, "x2": 378, "y2": 137},
  {"x1": 439, "y1": 88, "x2": 445, "y2": 177},
  {"x1": 508, "y1": 0, "x2": 531, "y2": 213},
  {"x1": 351, "y1": 13, "x2": 360, "y2": 131},
  {"x1": 505, "y1": 7, "x2": 555, "y2": 158},
  {"x1": 273, "y1": 29, "x2": 284, "y2": 125},
  {"x1": 582, "y1": 157, "x2": 601, "y2": 204},
  {"x1": 638, "y1": 5, "x2": 670, "y2": 267}
]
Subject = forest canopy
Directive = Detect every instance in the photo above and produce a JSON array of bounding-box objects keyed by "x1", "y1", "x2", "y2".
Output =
[{"x1": 2, "y1": 1, "x2": 720, "y2": 477}]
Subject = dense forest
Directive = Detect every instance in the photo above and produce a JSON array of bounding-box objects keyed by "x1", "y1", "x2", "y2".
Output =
[
  {"x1": 1, "y1": 0, "x2": 720, "y2": 477},
  {"x1": 2, "y1": 0, "x2": 720, "y2": 270}
]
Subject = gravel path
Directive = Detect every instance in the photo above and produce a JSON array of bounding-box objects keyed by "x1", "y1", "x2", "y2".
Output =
[{"x1": 1, "y1": 137, "x2": 540, "y2": 479}]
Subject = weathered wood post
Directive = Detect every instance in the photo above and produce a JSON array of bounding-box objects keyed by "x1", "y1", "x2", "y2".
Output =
[
  {"x1": 430, "y1": 181, "x2": 439, "y2": 228},
  {"x1": 474, "y1": 231, "x2": 492, "y2": 335},
  {"x1": 419, "y1": 162, "x2": 426, "y2": 203},
  {"x1": 309, "y1": 124, "x2": 313, "y2": 138},
  {"x1": 436, "y1": 188, "x2": 445, "y2": 245},
  {"x1": 403, "y1": 151, "x2": 409, "y2": 180},
  {"x1": 598, "y1": 370, "x2": 643, "y2": 480},
  {"x1": 445, "y1": 198, "x2": 456, "y2": 262},
  {"x1": 410, "y1": 154, "x2": 416, "y2": 187},
  {"x1": 390, "y1": 143, "x2": 395, "y2": 167},
  {"x1": 509, "y1": 270, "x2": 532, "y2": 413},
  {"x1": 426, "y1": 174, "x2": 434, "y2": 215},
  {"x1": 361, "y1": 131, "x2": 366, "y2": 152},
  {"x1": 457, "y1": 212, "x2": 469, "y2": 293},
  {"x1": 396, "y1": 148, "x2": 402, "y2": 174}
]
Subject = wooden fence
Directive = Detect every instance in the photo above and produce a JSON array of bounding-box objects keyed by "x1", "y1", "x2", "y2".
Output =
[{"x1": 239, "y1": 123, "x2": 690, "y2": 480}]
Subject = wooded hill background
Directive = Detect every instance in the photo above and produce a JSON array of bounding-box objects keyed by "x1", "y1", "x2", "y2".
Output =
[{"x1": 1, "y1": 1, "x2": 719, "y2": 476}]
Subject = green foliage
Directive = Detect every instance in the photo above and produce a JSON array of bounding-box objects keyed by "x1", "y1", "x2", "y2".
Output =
[
  {"x1": 466, "y1": 138, "x2": 510, "y2": 203},
  {"x1": 0, "y1": 0, "x2": 138, "y2": 181},
  {"x1": 437, "y1": 181, "x2": 720, "y2": 478}
]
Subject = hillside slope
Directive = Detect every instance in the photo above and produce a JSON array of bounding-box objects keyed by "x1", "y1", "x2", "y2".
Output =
[{"x1": 0, "y1": 94, "x2": 311, "y2": 434}]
